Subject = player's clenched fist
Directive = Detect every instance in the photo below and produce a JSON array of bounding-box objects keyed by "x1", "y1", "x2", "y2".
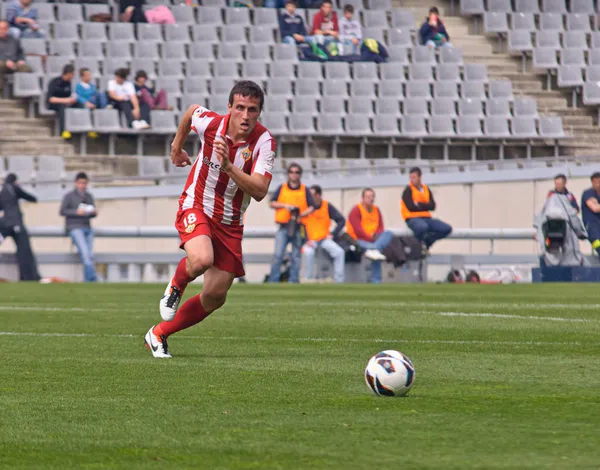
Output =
[
  {"x1": 213, "y1": 136, "x2": 231, "y2": 171},
  {"x1": 171, "y1": 147, "x2": 192, "y2": 167}
]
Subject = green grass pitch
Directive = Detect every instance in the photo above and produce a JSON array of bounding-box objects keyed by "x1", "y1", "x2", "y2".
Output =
[{"x1": 1, "y1": 283, "x2": 599, "y2": 469}]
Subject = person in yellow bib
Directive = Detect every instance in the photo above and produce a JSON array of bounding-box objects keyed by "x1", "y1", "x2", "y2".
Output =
[
  {"x1": 401, "y1": 167, "x2": 452, "y2": 253},
  {"x1": 346, "y1": 188, "x2": 394, "y2": 284},
  {"x1": 302, "y1": 185, "x2": 346, "y2": 283},
  {"x1": 268, "y1": 163, "x2": 315, "y2": 283}
]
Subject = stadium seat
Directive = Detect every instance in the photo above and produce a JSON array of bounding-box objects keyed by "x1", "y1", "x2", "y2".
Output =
[
  {"x1": 138, "y1": 156, "x2": 167, "y2": 180},
  {"x1": 6, "y1": 156, "x2": 35, "y2": 180},
  {"x1": 463, "y1": 64, "x2": 489, "y2": 84},
  {"x1": 388, "y1": 47, "x2": 409, "y2": 65},
  {"x1": 409, "y1": 64, "x2": 434, "y2": 83},
  {"x1": 56, "y1": 3, "x2": 83, "y2": 23},
  {"x1": 249, "y1": 25, "x2": 275, "y2": 44},
  {"x1": 586, "y1": 65, "x2": 600, "y2": 82},
  {"x1": 536, "y1": 31, "x2": 561, "y2": 49},
  {"x1": 221, "y1": 25, "x2": 247, "y2": 45},
  {"x1": 563, "y1": 31, "x2": 588, "y2": 49},
  {"x1": 458, "y1": 98, "x2": 485, "y2": 118},
  {"x1": 46, "y1": 56, "x2": 73, "y2": 75},
  {"x1": 211, "y1": 78, "x2": 236, "y2": 95},
  {"x1": 484, "y1": 117, "x2": 510, "y2": 137},
  {"x1": 346, "y1": 115, "x2": 372, "y2": 134},
  {"x1": 214, "y1": 60, "x2": 239, "y2": 79},
  {"x1": 270, "y1": 62, "x2": 295, "y2": 79},
  {"x1": 401, "y1": 115, "x2": 427, "y2": 138},
  {"x1": 54, "y1": 22, "x2": 79, "y2": 41},
  {"x1": 403, "y1": 98, "x2": 429, "y2": 117},
  {"x1": 558, "y1": 65, "x2": 584, "y2": 88},
  {"x1": 36, "y1": 3, "x2": 55, "y2": 22},
  {"x1": 380, "y1": 62, "x2": 405, "y2": 80},
  {"x1": 428, "y1": 116, "x2": 455, "y2": 137},
  {"x1": 79, "y1": 40, "x2": 104, "y2": 59},
  {"x1": 515, "y1": 0, "x2": 539, "y2": 13},
  {"x1": 588, "y1": 49, "x2": 600, "y2": 65},
  {"x1": 150, "y1": 110, "x2": 178, "y2": 134},
  {"x1": 511, "y1": 116, "x2": 538, "y2": 138},
  {"x1": 349, "y1": 80, "x2": 376, "y2": 98},
  {"x1": 181, "y1": 93, "x2": 206, "y2": 111},
  {"x1": 560, "y1": 48, "x2": 586, "y2": 68},
  {"x1": 202, "y1": 0, "x2": 227, "y2": 6},
  {"x1": 104, "y1": 57, "x2": 131, "y2": 76},
  {"x1": 511, "y1": 13, "x2": 535, "y2": 32},
  {"x1": 192, "y1": 25, "x2": 219, "y2": 45},
  {"x1": 82, "y1": 22, "x2": 108, "y2": 41},
  {"x1": 379, "y1": 79, "x2": 404, "y2": 98},
  {"x1": 456, "y1": 116, "x2": 483, "y2": 137},
  {"x1": 242, "y1": 61, "x2": 269, "y2": 82},
  {"x1": 155, "y1": 77, "x2": 183, "y2": 98},
  {"x1": 323, "y1": 79, "x2": 348, "y2": 97},
  {"x1": 391, "y1": 9, "x2": 416, "y2": 30},
  {"x1": 348, "y1": 97, "x2": 374, "y2": 116},
  {"x1": 541, "y1": 0, "x2": 567, "y2": 13},
  {"x1": 129, "y1": 58, "x2": 156, "y2": 78},
  {"x1": 184, "y1": 78, "x2": 209, "y2": 94},
  {"x1": 288, "y1": 113, "x2": 316, "y2": 134},
  {"x1": 25, "y1": 56, "x2": 43, "y2": 74},
  {"x1": 570, "y1": 0, "x2": 595, "y2": 14},
  {"x1": 261, "y1": 113, "x2": 288, "y2": 134},
  {"x1": 295, "y1": 79, "x2": 321, "y2": 98},
  {"x1": 582, "y1": 82, "x2": 600, "y2": 104},
  {"x1": 321, "y1": 96, "x2": 346, "y2": 115},
  {"x1": 292, "y1": 96, "x2": 318, "y2": 115},
  {"x1": 317, "y1": 114, "x2": 344, "y2": 135},
  {"x1": 440, "y1": 47, "x2": 463, "y2": 66},
  {"x1": 84, "y1": 4, "x2": 110, "y2": 21},
  {"x1": 197, "y1": 6, "x2": 224, "y2": 26},
  {"x1": 189, "y1": 43, "x2": 215, "y2": 61},
  {"x1": 434, "y1": 81, "x2": 460, "y2": 99},
  {"x1": 436, "y1": 64, "x2": 460, "y2": 83},
  {"x1": 431, "y1": 98, "x2": 457, "y2": 117},
  {"x1": 264, "y1": 96, "x2": 289, "y2": 114},
  {"x1": 367, "y1": 0, "x2": 392, "y2": 10},
  {"x1": 65, "y1": 108, "x2": 93, "y2": 133},
  {"x1": 171, "y1": 4, "x2": 195, "y2": 24},
  {"x1": 373, "y1": 114, "x2": 399, "y2": 136},
  {"x1": 137, "y1": 24, "x2": 163, "y2": 43},
  {"x1": 513, "y1": 98, "x2": 539, "y2": 118},
  {"x1": 353, "y1": 63, "x2": 378, "y2": 81},
  {"x1": 412, "y1": 46, "x2": 436, "y2": 65},
  {"x1": 274, "y1": 44, "x2": 299, "y2": 62},
  {"x1": 363, "y1": 11, "x2": 388, "y2": 29},
  {"x1": 158, "y1": 59, "x2": 184, "y2": 78},
  {"x1": 533, "y1": 47, "x2": 559, "y2": 71},
  {"x1": 247, "y1": 44, "x2": 271, "y2": 61},
  {"x1": 252, "y1": 8, "x2": 279, "y2": 28},
  {"x1": 207, "y1": 94, "x2": 230, "y2": 114},
  {"x1": 74, "y1": 58, "x2": 100, "y2": 76},
  {"x1": 37, "y1": 156, "x2": 65, "y2": 182},
  {"x1": 134, "y1": 42, "x2": 159, "y2": 59},
  {"x1": 21, "y1": 38, "x2": 47, "y2": 56},
  {"x1": 539, "y1": 116, "x2": 565, "y2": 137},
  {"x1": 388, "y1": 28, "x2": 412, "y2": 48},
  {"x1": 461, "y1": 81, "x2": 486, "y2": 100},
  {"x1": 108, "y1": 23, "x2": 135, "y2": 42},
  {"x1": 163, "y1": 42, "x2": 187, "y2": 60},
  {"x1": 13, "y1": 73, "x2": 41, "y2": 98},
  {"x1": 324, "y1": 62, "x2": 350, "y2": 82},
  {"x1": 566, "y1": 13, "x2": 591, "y2": 31},
  {"x1": 165, "y1": 24, "x2": 191, "y2": 43},
  {"x1": 405, "y1": 81, "x2": 431, "y2": 99},
  {"x1": 488, "y1": 0, "x2": 511, "y2": 13},
  {"x1": 107, "y1": 41, "x2": 132, "y2": 59},
  {"x1": 483, "y1": 12, "x2": 508, "y2": 34},
  {"x1": 375, "y1": 98, "x2": 401, "y2": 115},
  {"x1": 488, "y1": 80, "x2": 514, "y2": 101},
  {"x1": 509, "y1": 30, "x2": 534, "y2": 55},
  {"x1": 539, "y1": 13, "x2": 564, "y2": 32},
  {"x1": 486, "y1": 98, "x2": 511, "y2": 118},
  {"x1": 267, "y1": 78, "x2": 294, "y2": 98},
  {"x1": 225, "y1": 8, "x2": 251, "y2": 26}
]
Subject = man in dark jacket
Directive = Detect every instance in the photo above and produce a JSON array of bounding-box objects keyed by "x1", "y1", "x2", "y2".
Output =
[
  {"x1": 46, "y1": 64, "x2": 77, "y2": 140},
  {"x1": 59, "y1": 172, "x2": 98, "y2": 282},
  {"x1": 548, "y1": 174, "x2": 579, "y2": 213},
  {"x1": 279, "y1": 0, "x2": 313, "y2": 46},
  {"x1": 419, "y1": 6, "x2": 452, "y2": 48},
  {"x1": 0, "y1": 19, "x2": 32, "y2": 94},
  {"x1": 0, "y1": 173, "x2": 41, "y2": 281}
]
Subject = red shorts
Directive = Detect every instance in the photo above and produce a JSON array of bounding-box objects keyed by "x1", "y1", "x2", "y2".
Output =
[{"x1": 175, "y1": 208, "x2": 245, "y2": 278}]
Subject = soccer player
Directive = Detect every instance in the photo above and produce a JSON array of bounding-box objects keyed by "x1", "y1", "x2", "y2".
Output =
[{"x1": 144, "y1": 81, "x2": 276, "y2": 358}]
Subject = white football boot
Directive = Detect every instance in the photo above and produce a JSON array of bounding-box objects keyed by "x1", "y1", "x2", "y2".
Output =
[
  {"x1": 144, "y1": 326, "x2": 172, "y2": 359},
  {"x1": 159, "y1": 278, "x2": 184, "y2": 321}
]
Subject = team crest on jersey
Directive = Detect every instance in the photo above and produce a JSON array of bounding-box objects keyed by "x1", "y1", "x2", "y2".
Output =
[
  {"x1": 241, "y1": 148, "x2": 252, "y2": 162},
  {"x1": 185, "y1": 224, "x2": 196, "y2": 234}
]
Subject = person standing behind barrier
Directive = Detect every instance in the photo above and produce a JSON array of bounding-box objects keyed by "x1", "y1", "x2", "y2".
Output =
[
  {"x1": 581, "y1": 171, "x2": 600, "y2": 256},
  {"x1": 268, "y1": 163, "x2": 315, "y2": 283},
  {"x1": 549, "y1": 174, "x2": 579, "y2": 213},
  {"x1": 346, "y1": 188, "x2": 394, "y2": 284},
  {"x1": 302, "y1": 185, "x2": 346, "y2": 283},
  {"x1": 59, "y1": 172, "x2": 98, "y2": 282},
  {"x1": 401, "y1": 167, "x2": 452, "y2": 254},
  {"x1": 0, "y1": 173, "x2": 40, "y2": 281}
]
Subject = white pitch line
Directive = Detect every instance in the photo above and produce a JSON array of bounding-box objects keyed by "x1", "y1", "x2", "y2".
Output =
[
  {"x1": 0, "y1": 331, "x2": 591, "y2": 347},
  {"x1": 413, "y1": 311, "x2": 595, "y2": 323}
]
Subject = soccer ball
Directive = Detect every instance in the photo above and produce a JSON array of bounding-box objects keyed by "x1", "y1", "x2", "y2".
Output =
[{"x1": 364, "y1": 350, "x2": 415, "y2": 397}]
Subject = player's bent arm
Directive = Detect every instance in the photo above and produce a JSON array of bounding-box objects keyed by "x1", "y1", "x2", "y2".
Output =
[
  {"x1": 586, "y1": 197, "x2": 600, "y2": 213},
  {"x1": 225, "y1": 166, "x2": 271, "y2": 202},
  {"x1": 171, "y1": 105, "x2": 198, "y2": 150}
]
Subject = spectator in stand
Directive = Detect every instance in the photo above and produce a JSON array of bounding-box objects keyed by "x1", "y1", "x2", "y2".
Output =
[
  {"x1": 75, "y1": 68, "x2": 107, "y2": 111},
  {"x1": 0, "y1": 20, "x2": 31, "y2": 95},
  {"x1": 548, "y1": 174, "x2": 579, "y2": 213},
  {"x1": 339, "y1": 4, "x2": 362, "y2": 56},
  {"x1": 581, "y1": 172, "x2": 600, "y2": 256},
  {"x1": 311, "y1": 0, "x2": 339, "y2": 46},
  {"x1": 268, "y1": 163, "x2": 315, "y2": 283},
  {"x1": 302, "y1": 185, "x2": 346, "y2": 283},
  {"x1": 6, "y1": 0, "x2": 44, "y2": 39},
  {"x1": 134, "y1": 70, "x2": 169, "y2": 118},
  {"x1": 60, "y1": 172, "x2": 98, "y2": 283},
  {"x1": 401, "y1": 167, "x2": 452, "y2": 254},
  {"x1": 120, "y1": 0, "x2": 147, "y2": 24},
  {"x1": 108, "y1": 68, "x2": 150, "y2": 130},
  {"x1": 279, "y1": 0, "x2": 313, "y2": 46},
  {"x1": 346, "y1": 188, "x2": 394, "y2": 284},
  {"x1": 0, "y1": 173, "x2": 41, "y2": 281},
  {"x1": 419, "y1": 6, "x2": 451, "y2": 49},
  {"x1": 47, "y1": 64, "x2": 77, "y2": 140}
]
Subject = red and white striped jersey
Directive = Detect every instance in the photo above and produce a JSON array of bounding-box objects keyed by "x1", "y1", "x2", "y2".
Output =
[{"x1": 178, "y1": 106, "x2": 276, "y2": 226}]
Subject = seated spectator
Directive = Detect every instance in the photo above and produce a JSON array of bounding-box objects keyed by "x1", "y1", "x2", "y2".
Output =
[
  {"x1": 581, "y1": 172, "x2": 600, "y2": 256},
  {"x1": 107, "y1": 68, "x2": 150, "y2": 130},
  {"x1": 549, "y1": 174, "x2": 579, "y2": 213},
  {"x1": 0, "y1": 20, "x2": 31, "y2": 95},
  {"x1": 419, "y1": 6, "x2": 451, "y2": 49},
  {"x1": 75, "y1": 68, "x2": 108, "y2": 111},
  {"x1": 339, "y1": 4, "x2": 362, "y2": 56},
  {"x1": 119, "y1": 0, "x2": 147, "y2": 24},
  {"x1": 47, "y1": 64, "x2": 77, "y2": 140},
  {"x1": 401, "y1": 167, "x2": 452, "y2": 253},
  {"x1": 311, "y1": 0, "x2": 339, "y2": 46},
  {"x1": 279, "y1": 0, "x2": 313, "y2": 46},
  {"x1": 302, "y1": 185, "x2": 346, "y2": 283},
  {"x1": 134, "y1": 70, "x2": 169, "y2": 116},
  {"x1": 346, "y1": 188, "x2": 394, "y2": 284},
  {"x1": 6, "y1": 0, "x2": 44, "y2": 39}
]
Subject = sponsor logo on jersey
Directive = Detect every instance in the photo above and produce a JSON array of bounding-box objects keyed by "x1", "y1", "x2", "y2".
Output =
[{"x1": 202, "y1": 156, "x2": 226, "y2": 172}]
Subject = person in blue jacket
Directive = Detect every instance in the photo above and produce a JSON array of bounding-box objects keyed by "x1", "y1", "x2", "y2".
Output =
[
  {"x1": 75, "y1": 68, "x2": 107, "y2": 111},
  {"x1": 419, "y1": 6, "x2": 452, "y2": 49},
  {"x1": 279, "y1": 0, "x2": 314, "y2": 46}
]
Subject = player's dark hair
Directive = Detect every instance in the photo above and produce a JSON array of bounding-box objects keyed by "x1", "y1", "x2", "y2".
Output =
[
  {"x1": 591, "y1": 172, "x2": 600, "y2": 180},
  {"x1": 362, "y1": 187, "x2": 374, "y2": 197},
  {"x1": 554, "y1": 174, "x2": 567, "y2": 182},
  {"x1": 75, "y1": 172, "x2": 88, "y2": 181},
  {"x1": 311, "y1": 184, "x2": 323, "y2": 196},
  {"x1": 229, "y1": 80, "x2": 264, "y2": 111},
  {"x1": 288, "y1": 163, "x2": 302, "y2": 175},
  {"x1": 79, "y1": 67, "x2": 90, "y2": 77},
  {"x1": 343, "y1": 4, "x2": 354, "y2": 13},
  {"x1": 115, "y1": 68, "x2": 130, "y2": 79},
  {"x1": 62, "y1": 64, "x2": 75, "y2": 76},
  {"x1": 409, "y1": 166, "x2": 422, "y2": 176}
]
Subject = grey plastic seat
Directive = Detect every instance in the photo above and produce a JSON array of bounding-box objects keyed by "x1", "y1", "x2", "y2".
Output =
[
  {"x1": 388, "y1": 47, "x2": 409, "y2": 64},
  {"x1": 79, "y1": 40, "x2": 103, "y2": 59},
  {"x1": 21, "y1": 39, "x2": 46, "y2": 56},
  {"x1": 158, "y1": 59, "x2": 184, "y2": 78},
  {"x1": 84, "y1": 3, "x2": 110, "y2": 20},
  {"x1": 13, "y1": 73, "x2": 42, "y2": 98},
  {"x1": 375, "y1": 98, "x2": 401, "y2": 115},
  {"x1": 197, "y1": 7, "x2": 224, "y2": 26},
  {"x1": 368, "y1": 0, "x2": 392, "y2": 10},
  {"x1": 6, "y1": 156, "x2": 35, "y2": 179},
  {"x1": 37, "y1": 156, "x2": 65, "y2": 181},
  {"x1": 107, "y1": 41, "x2": 132, "y2": 59},
  {"x1": 150, "y1": 110, "x2": 178, "y2": 134},
  {"x1": 434, "y1": 81, "x2": 459, "y2": 99},
  {"x1": 346, "y1": 115, "x2": 372, "y2": 135},
  {"x1": 242, "y1": 61, "x2": 268, "y2": 82},
  {"x1": 586, "y1": 65, "x2": 600, "y2": 82},
  {"x1": 533, "y1": 47, "x2": 559, "y2": 70},
  {"x1": 401, "y1": 116, "x2": 427, "y2": 138},
  {"x1": 162, "y1": 42, "x2": 187, "y2": 60},
  {"x1": 192, "y1": 25, "x2": 219, "y2": 45},
  {"x1": 26, "y1": 56, "x2": 43, "y2": 74},
  {"x1": 536, "y1": 31, "x2": 561, "y2": 49},
  {"x1": 508, "y1": 30, "x2": 533, "y2": 53},
  {"x1": 409, "y1": 64, "x2": 434, "y2": 83},
  {"x1": 54, "y1": 22, "x2": 79, "y2": 40},
  {"x1": 563, "y1": 31, "x2": 587, "y2": 49},
  {"x1": 560, "y1": 48, "x2": 586, "y2": 67},
  {"x1": 403, "y1": 98, "x2": 428, "y2": 117},
  {"x1": 74, "y1": 58, "x2": 100, "y2": 76},
  {"x1": 267, "y1": 78, "x2": 293, "y2": 98},
  {"x1": 486, "y1": 98, "x2": 511, "y2": 118},
  {"x1": 264, "y1": 96, "x2": 289, "y2": 114},
  {"x1": 539, "y1": 13, "x2": 563, "y2": 31},
  {"x1": 221, "y1": 25, "x2": 247, "y2": 45},
  {"x1": 489, "y1": 80, "x2": 514, "y2": 100},
  {"x1": 456, "y1": 116, "x2": 483, "y2": 137},
  {"x1": 461, "y1": 81, "x2": 486, "y2": 100},
  {"x1": 214, "y1": 60, "x2": 239, "y2": 78},
  {"x1": 252, "y1": 8, "x2": 278, "y2": 28},
  {"x1": 261, "y1": 113, "x2": 288, "y2": 134},
  {"x1": 363, "y1": 29, "x2": 385, "y2": 45},
  {"x1": 298, "y1": 62, "x2": 322, "y2": 80},
  {"x1": 155, "y1": 77, "x2": 182, "y2": 98},
  {"x1": 513, "y1": 98, "x2": 539, "y2": 118},
  {"x1": 391, "y1": 10, "x2": 416, "y2": 30},
  {"x1": 93, "y1": 109, "x2": 123, "y2": 133},
  {"x1": 57, "y1": 4, "x2": 83, "y2": 22},
  {"x1": 189, "y1": 43, "x2": 216, "y2": 61},
  {"x1": 541, "y1": 0, "x2": 567, "y2": 13},
  {"x1": 292, "y1": 96, "x2": 318, "y2": 115},
  {"x1": 165, "y1": 24, "x2": 191, "y2": 43},
  {"x1": 138, "y1": 24, "x2": 163, "y2": 43},
  {"x1": 171, "y1": 4, "x2": 195, "y2": 24},
  {"x1": 439, "y1": 47, "x2": 463, "y2": 66},
  {"x1": 36, "y1": 3, "x2": 55, "y2": 22},
  {"x1": 590, "y1": 32, "x2": 600, "y2": 48},
  {"x1": 460, "y1": 0, "x2": 485, "y2": 16},
  {"x1": 484, "y1": 117, "x2": 510, "y2": 137},
  {"x1": 325, "y1": 62, "x2": 351, "y2": 81},
  {"x1": 108, "y1": 23, "x2": 135, "y2": 42},
  {"x1": 566, "y1": 13, "x2": 591, "y2": 31},
  {"x1": 588, "y1": 49, "x2": 600, "y2": 65},
  {"x1": 458, "y1": 98, "x2": 484, "y2": 118},
  {"x1": 464, "y1": 64, "x2": 489, "y2": 84},
  {"x1": 288, "y1": 113, "x2": 315, "y2": 134},
  {"x1": 270, "y1": 62, "x2": 295, "y2": 79},
  {"x1": 515, "y1": 0, "x2": 539, "y2": 13},
  {"x1": 428, "y1": 116, "x2": 455, "y2": 137},
  {"x1": 202, "y1": 0, "x2": 226, "y2": 6},
  {"x1": 511, "y1": 116, "x2": 538, "y2": 138},
  {"x1": 129, "y1": 58, "x2": 156, "y2": 78},
  {"x1": 350, "y1": 80, "x2": 376, "y2": 98},
  {"x1": 483, "y1": 12, "x2": 508, "y2": 34},
  {"x1": 181, "y1": 93, "x2": 206, "y2": 111},
  {"x1": 348, "y1": 97, "x2": 374, "y2": 116},
  {"x1": 511, "y1": 13, "x2": 536, "y2": 32},
  {"x1": 46, "y1": 56, "x2": 73, "y2": 75},
  {"x1": 412, "y1": 46, "x2": 435, "y2": 65},
  {"x1": 82, "y1": 22, "x2": 107, "y2": 41},
  {"x1": 321, "y1": 96, "x2": 346, "y2": 115},
  {"x1": 211, "y1": 78, "x2": 237, "y2": 96},
  {"x1": 570, "y1": 0, "x2": 595, "y2": 14},
  {"x1": 405, "y1": 81, "x2": 431, "y2": 99},
  {"x1": 139, "y1": 157, "x2": 166, "y2": 178},
  {"x1": 388, "y1": 28, "x2": 412, "y2": 47},
  {"x1": 431, "y1": 98, "x2": 457, "y2": 117},
  {"x1": 134, "y1": 42, "x2": 159, "y2": 59},
  {"x1": 380, "y1": 62, "x2": 405, "y2": 80},
  {"x1": 225, "y1": 8, "x2": 251, "y2": 26},
  {"x1": 488, "y1": 0, "x2": 511, "y2": 13},
  {"x1": 249, "y1": 25, "x2": 275, "y2": 44},
  {"x1": 296, "y1": 79, "x2": 321, "y2": 98},
  {"x1": 373, "y1": 115, "x2": 399, "y2": 136},
  {"x1": 274, "y1": 44, "x2": 298, "y2": 62},
  {"x1": 317, "y1": 114, "x2": 344, "y2": 135},
  {"x1": 353, "y1": 63, "x2": 378, "y2": 80},
  {"x1": 65, "y1": 108, "x2": 93, "y2": 133},
  {"x1": 184, "y1": 78, "x2": 209, "y2": 94},
  {"x1": 323, "y1": 79, "x2": 348, "y2": 97},
  {"x1": 539, "y1": 117, "x2": 565, "y2": 137},
  {"x1": 583, "y1": 82, "x2": 600, "y2": 104},
  {"x1": 379, "y1": 79, "x2": 404, "y2": 97},
  {"x1": 104, "y1": 57, "x2": 131, "y2": 75},
  {"x1": 207, "y1": 94, "x2": 230, "y2": 114},
  {"x1": 363, "y1": 11, "x2": 388, "y2": 28}
]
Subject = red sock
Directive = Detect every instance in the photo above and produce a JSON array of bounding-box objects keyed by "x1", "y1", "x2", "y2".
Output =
[
  {"x1": 173, "y1": 257, "x2": 194, "y2": 291},
  {"x1": 154, "y1": 295, "x2": 211, "y2": 337}
]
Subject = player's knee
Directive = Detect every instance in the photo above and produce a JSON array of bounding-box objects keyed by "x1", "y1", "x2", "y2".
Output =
[
  {"x1": 203, "y1": 290, "x2": 227, "y2": 310},
  {"x1": 188, "y1": 254, "x2": 213, "y2": 277}
]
